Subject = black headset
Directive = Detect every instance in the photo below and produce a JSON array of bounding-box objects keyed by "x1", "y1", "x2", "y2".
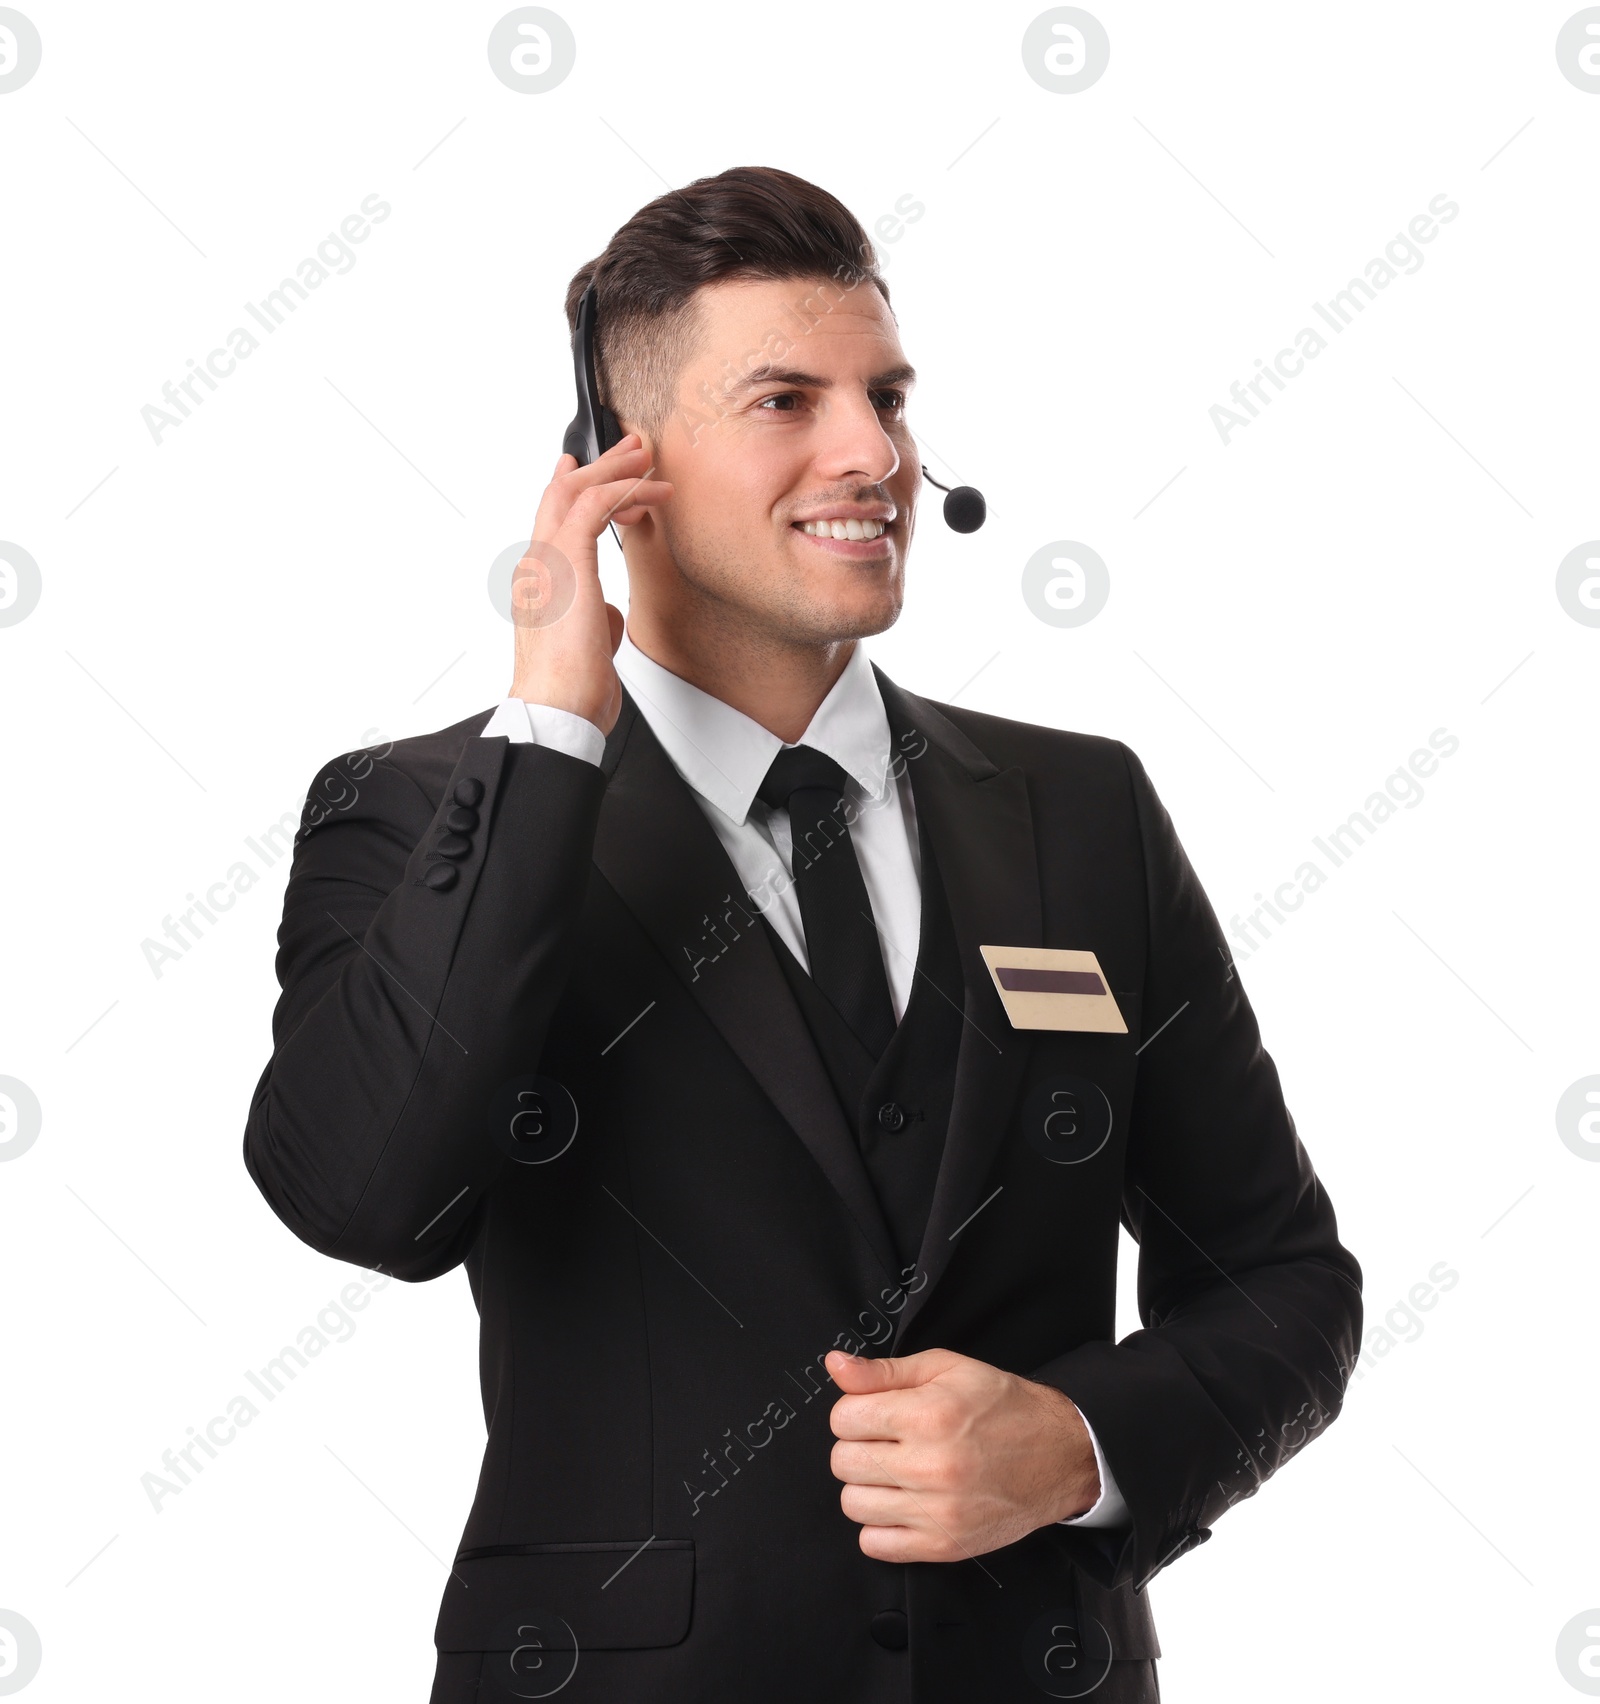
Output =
[{"x1": 561, "y1": 282, "x2": 986, "y2": 533}]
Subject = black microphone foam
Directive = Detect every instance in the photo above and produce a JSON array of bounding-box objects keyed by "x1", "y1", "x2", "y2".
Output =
[
  {"x1": 942, "y1": 485, "x2": 986, "y2": 533},
  {"x1": 921, "y1": 465, "x2": 986, "y2": 533}
]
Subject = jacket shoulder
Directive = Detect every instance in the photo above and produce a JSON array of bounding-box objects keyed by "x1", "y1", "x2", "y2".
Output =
[
  {"x1": 907, "y1": 690, "x2": 1134, "y2": 786},
  {"x1": 295, "y1": 707, "x2": 499, "y2": 849},
  {"x1": 361, "y1": 706, "x2": 498, "y2": 800},
  {"x1": 312, "y1": 707, "x2": 497, "y2": 798}
]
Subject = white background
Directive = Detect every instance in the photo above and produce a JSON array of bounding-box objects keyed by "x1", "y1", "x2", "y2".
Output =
[{"x1": 2, "y1": 2, "x2": 1598, "y2": 1698}]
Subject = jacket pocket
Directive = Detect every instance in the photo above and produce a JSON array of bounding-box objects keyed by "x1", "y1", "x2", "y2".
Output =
[{"x1": 434, "y1": 1539, "x2": 694, "y2": 1652}]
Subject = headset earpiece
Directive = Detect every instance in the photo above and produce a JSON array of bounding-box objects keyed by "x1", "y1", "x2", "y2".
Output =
[{"x1": 562, "y1": 282, "x2": 623, "y2": 467}]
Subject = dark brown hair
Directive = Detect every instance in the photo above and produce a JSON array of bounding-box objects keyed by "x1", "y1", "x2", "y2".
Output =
[{"x1": 564, "y1": 165, "x2": 890, "y2": 436}]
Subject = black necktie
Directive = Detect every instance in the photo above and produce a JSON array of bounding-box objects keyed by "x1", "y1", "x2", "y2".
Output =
[{"x1": 757, "y1": 744, "x2": 897, "y2": 1058}]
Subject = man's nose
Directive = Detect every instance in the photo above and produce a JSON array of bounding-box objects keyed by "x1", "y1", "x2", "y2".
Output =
[{"x1": 813, "y1": 394, "x2": 901, "y2": 486}]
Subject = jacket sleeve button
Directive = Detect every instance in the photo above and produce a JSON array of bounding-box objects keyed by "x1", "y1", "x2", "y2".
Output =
[
  {"x1": 420, "y1": 861, "x2": 459, "y2": 891},
  {"x1": 453, "y1": 777, "x2": 485, "y2": 807}
]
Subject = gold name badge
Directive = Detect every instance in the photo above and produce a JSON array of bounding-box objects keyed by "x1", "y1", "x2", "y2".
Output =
[{"x1": 979, "y1": 946, "x2": 1128, "y2": 1034}]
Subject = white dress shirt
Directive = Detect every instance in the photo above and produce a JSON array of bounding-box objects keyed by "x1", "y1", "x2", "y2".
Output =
[{"x1": 480, "y1": 631, "x2": 1130, "y2": 1530}]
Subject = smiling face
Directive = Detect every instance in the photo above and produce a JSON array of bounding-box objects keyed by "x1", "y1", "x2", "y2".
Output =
[{"x1": 622, "y1": 274, "x2": 921, "y2": 653}]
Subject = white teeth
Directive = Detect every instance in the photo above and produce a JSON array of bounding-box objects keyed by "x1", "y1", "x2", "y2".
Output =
[{"x1": 801, "y1": 519, "x2": 885, "y2": 539}]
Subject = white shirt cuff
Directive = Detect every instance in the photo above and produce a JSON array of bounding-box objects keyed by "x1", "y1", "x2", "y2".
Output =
[
  {"x1": 1058, "y1": 1410, "x2": 1131, "y2": 1529},
  {"x1": 481, "y1": 698, "x2": 606, "y2": 767}
]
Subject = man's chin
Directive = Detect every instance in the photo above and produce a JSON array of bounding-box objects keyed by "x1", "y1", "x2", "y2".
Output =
[
  {"x1": 794, "y1": 553, "x2": 903, "y2": 639},
  {"x1": 670, "y1": 539, "x2": 903, "y2": 647},
  {"x1": 786, "y1": 577, "x2": 902, "y2": 646}
]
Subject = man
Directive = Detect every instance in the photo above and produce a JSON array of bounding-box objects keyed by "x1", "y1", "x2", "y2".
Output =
[{"x1": 244, "y1": 166, "x2": 1361, "y2": 1703}]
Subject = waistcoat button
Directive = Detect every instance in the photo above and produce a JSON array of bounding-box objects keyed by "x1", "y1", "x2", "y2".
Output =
[{"x1": 870, "y1": 1609, "x2": 908, "y2": 1650}]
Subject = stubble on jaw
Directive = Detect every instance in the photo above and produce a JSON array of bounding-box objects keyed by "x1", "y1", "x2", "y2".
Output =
[{"x1": 658, "y1": 509, "x2": 906, "y2": 663}]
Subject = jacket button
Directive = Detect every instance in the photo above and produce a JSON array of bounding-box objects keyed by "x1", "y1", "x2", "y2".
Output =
[
  {"x1": 434, "y1": 832, "x2": 472, "y2": 860},
  {"x1": 876, "y1": 1101, "x2": 906, "y2": 1133},
  {"x1": 453, "y1": 777, "x2": 484, "y2": 807},
  {"x1": 445, "y1": 805, "x2": 479, "y2": 833},
  {"x1": 870, "y1": 1609, "x2": 908, "y2": 1651},
  {"x1": 420, "y1": 861, "x2": 459, "y2": 891}
]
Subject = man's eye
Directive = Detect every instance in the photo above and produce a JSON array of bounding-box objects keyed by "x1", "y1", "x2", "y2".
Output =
[
  {"x1": 757, "y1": 392, "x2": 802, "y2": 412},
  {"x1": 871, "y1": 390, "x2": 907, "y2": 412}
]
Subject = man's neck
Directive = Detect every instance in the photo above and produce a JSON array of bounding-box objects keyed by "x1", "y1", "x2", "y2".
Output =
[{"x1": 623, "y1": 613, "x2": 856, "y2": 746}]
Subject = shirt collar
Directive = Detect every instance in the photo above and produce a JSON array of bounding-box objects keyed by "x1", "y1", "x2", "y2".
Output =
[{"x1": 613, "y1": 630, "x2": 894, "y2": 826}]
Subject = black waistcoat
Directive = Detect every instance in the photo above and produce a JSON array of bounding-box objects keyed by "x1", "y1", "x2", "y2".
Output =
[{"x1": 762, "y1": 809, "x2": 966, "y2": 1274}]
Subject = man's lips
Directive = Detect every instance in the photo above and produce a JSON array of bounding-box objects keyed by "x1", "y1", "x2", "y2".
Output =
[{"x1": 789, "y1": 520, "x2": 894, "y2": 557}]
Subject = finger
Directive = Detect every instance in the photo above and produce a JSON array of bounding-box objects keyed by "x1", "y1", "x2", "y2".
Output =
[
  {"x1": 605, "y1": 603, "x2": 625, "y2": 656},
  {"x1": 533, "y1": 475, "x2": 673, "y2": 550},
  {"x1": 828, "y1": 1391, "x2": 912, "y2": 1442},
  {"x1": 533, "y1": 443, "x2": 653, "y2": 533},
  {"x1": 829, "y1": 1437, "x2": 909, "y2": 1486},
  {"x1": 856, "y1": 1522, "x2": 950, "y2": 1565},
  {"x1": 838, "y1": 1483, "x2": 926, "y2": 1530},
  {"x1": 601, "y1": 483, "x2": 675, "y2": 527},
  {"x1": 564, "y1": 432, "x2": 646, "y2": 475},
  {"x1": 554, "y1": 433, "x2": 641, "y2": 468},
  {"x1": 609, "y1": 487, "x2": 673, "y2": 525},
  {"x1": 564, "y1": 478, "x2": 674, "y2": 535},
  {"x1": 826, "y1": 1348, "x2": 954, "y2": 1395}
]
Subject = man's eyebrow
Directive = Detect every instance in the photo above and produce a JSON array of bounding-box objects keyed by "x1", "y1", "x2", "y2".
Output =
[{"x1": 723, "y1": 361, "x2": 918, "y2": 396}]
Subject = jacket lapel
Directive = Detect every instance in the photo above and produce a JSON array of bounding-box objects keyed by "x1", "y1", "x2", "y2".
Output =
[
  {"x1": 591, "y1": 690, "x2": 902, "y2": 1282},
  {"x1": 875, "y1": 670, "x2": 1044, "y2": 1343}
]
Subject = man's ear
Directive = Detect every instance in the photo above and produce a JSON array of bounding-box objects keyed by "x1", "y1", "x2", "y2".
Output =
[
  {"x1": 608, "y1": 423, "x2": 665, "y2": 549},
  {"x1": 612, "y1": 421, "x2": 658, "y2": 509}
]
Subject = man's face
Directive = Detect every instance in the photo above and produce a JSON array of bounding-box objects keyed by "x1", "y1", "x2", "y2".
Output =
[{"x1": 637, "y1": 274, "x2": 920, "y2": 648}]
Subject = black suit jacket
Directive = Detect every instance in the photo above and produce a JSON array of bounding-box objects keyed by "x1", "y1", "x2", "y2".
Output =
[{"x1": 243, "y1": 670, "x2": 1362, "y2": 1703}]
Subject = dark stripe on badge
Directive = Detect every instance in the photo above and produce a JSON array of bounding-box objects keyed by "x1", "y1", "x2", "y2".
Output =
[{"x1": 995, "y1": 967, "x2": 1107, "y2": 996}]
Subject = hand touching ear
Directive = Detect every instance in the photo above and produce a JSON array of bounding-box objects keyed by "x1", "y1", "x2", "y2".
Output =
[
  {"x1": 508, "y1": 435, "x2": 672, "y2": 733},
  {"x1": 826, "y1": 1348, "x2": 1101, "y2": 1564}
]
